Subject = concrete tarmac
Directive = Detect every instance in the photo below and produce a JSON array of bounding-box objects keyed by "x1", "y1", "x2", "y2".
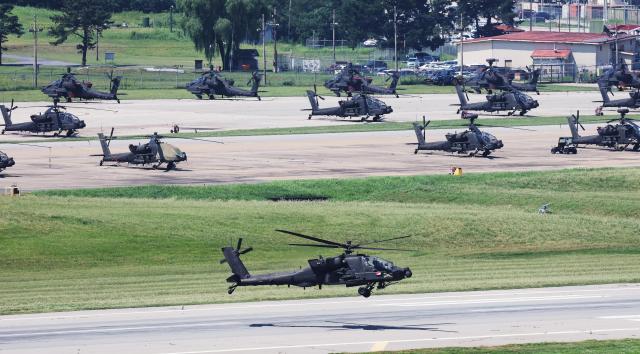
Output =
[
  {"x1": 1, "y1": 284, "x2": 639, "y2": 353},
  {"x1": 2, "y1": 124, "x2": 640, "y2": 191}
]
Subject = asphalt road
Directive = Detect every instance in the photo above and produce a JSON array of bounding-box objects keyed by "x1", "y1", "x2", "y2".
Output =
[{"x1": 1, "y1": 284, "x2": 639, "y2": 353}]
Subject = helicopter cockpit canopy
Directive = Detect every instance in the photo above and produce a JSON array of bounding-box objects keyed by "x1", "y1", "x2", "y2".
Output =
[{"x1": 159, "y1": 142, "x2": 187, "y2": 162}]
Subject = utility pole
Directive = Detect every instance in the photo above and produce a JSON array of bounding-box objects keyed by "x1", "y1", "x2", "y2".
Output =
[
  {"x1": 460, "y1": 15, "x2": 464, "y2": 76},
  {"x1": 287, "y1": 0, "x2": 292, "y2": 41},
  {"x1": 529, "y1": 0, "x2": 533, "y2": 31},
  {"x1": 271, "y1": 8, "x2": 279, "y2": 73},
  {"x1": 262, "y1": 14, "x2": 267, "y2": 85},
  {"x1": 394, "y1": 5, "x2": 398, "y2": 72},
  {"x1": 96, "y1": 29, "x2": 99, "y2": 61},
  {"x1": 29, "y1": 14, "x2": 43, "y2": 88},
  {"x1": 332, "y1": 9, "x2": 337, "y2": 63},
  {"x1": 170, "y1": 5, "x2": 174, "y2": 33}
]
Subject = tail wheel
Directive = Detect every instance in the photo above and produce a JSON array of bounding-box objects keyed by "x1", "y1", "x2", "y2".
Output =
[{"x1": 99, "y1": 160, "x2": 104, "y2": 166}]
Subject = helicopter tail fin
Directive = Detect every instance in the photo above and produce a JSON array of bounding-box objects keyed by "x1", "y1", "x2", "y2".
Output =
[
  {"x1": 597, "y1": 80, "x2": 610, "y2": 103},
  {"x1": 388, "y1": 72, "x2": 400, "y2": 90},
  {"x1": 412, "y1": 122, "x2": 426, "y2": 145},
  {"x1": 0, "y1": 105, "x2": 12, "y2": 127},
  {"x1": 250, "y1": 72, "x2": 261, "y2": 94},
  {"x1": 454, "y1": 80, "x2": 468, "y2": 106},
  {"x1": 110, "y1": 76, "x2": 122, "y2": 95},
  {"x1": 567, "y1": 114, "x2": 581, "y2": 139},
  {"x1": 97, "y1": 133, "x2": 112, "y2": 158},
  {"x1": 529, "y1": 69, "x2": 541, "y2": 85},
  {"x1": 221, "y1": 240, "x2": 251, "y2": 281},
  {"x1": 306, "y1": 90, "x2": 319, "y2": 111}
]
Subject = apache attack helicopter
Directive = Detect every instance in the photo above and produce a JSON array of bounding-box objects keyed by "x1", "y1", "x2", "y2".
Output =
[
  {"x1": 305, "y1": 88, "x2": 393, "y2": 121},
  {"x1": 599, "y1": 59, "x2": 640, "y2": 91},
  {"x1": 454, "y1": 78, "x2": 539, "y2": 116},
  {"x1": 412, "y1": 114, "x2": 504, "y2": 157},
  {"x1": 595, "y1": 79, "x2": 640, "y2": 115},
  {"x1": 509, "y1": 67, "x2": 541, "y2": 95},
  {"x1": 95, "y1": 129, "x2": 221, "y2": 170},
  {"x1": 0, "y1": 150, "x2": 15, "y2": 172},
  {"x1": 324, "y1": 63, "x2": 401, "y2": 97},
  {"x1": 1, "y1": 99, "x2": 87, "y2": 137},
  {"x1": 221, "y1": 230, "x2": 413, "y2": 298},
  {"x1": 185, "y1": 69, "x2": 262, "y2": 100},
  {"x1": 466, "y1": 59, "x2": 540, "y2": 95},
  {"x1": 41, "y1": 67, "x2": 122, "y2": 103},
  {"x1": 551, "y1": 109, "x2": 640, "y2": 153}
]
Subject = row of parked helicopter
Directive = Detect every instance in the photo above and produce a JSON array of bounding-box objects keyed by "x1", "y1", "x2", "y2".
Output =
[{"x1": 1, "y1": 60, "x2": 639, "y2": 174}]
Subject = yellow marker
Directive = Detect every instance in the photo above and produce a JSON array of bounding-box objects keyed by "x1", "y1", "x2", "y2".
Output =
[
  {"x1": 453, "y1": 167, "x2": 463, "y2": 176},
  {"x1": 370, "y1": 341, "x2": 389, "y2": 352}
]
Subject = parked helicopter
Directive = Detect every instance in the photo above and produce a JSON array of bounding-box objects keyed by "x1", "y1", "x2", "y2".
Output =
[
  {"x1": 186, "y1": 69, "x2": 262, "y2": 100},
  {"x1": 466, "y1": 59, "x2": 540, "y2": 95},
  {"x1": 454, "y1": 79, "x2": 539, "y2": 116},
  {"x1": 595, "y1": 80, "x2": 640, "y2": 115},
  {"x1": 412, "y1": 114, "x2": 504, "y2": 157},
  {"x1": 551, "y1": 109, "x2": 640, "y2": 153},
  {"x1": 305, "y1": 88, "x2": 393, "y2": 121},
  {"x1": 41, "y1": 67, "x2": 122, "y2": 103},
  {"x1": 0, "y1": 150, "x2": 15, "y2": 172},
  {"x1": 221, "y1": 230, "x2": 413, "y2": 298},
  {"x1": 509, "y1": 67, "x2": 541, "y2": 94},
  {"x1": 1, "y1": 99, "x2": 87, "y2": 137},
  {"x1": 599, "y1": 59, "x2": 640, "y2": 91},
  {"x1": 324, "y1": 64, "x2": 400, "y2": 97},
  {"x1": 95, "y1": 129, "x2": 222, "y2": 170}
]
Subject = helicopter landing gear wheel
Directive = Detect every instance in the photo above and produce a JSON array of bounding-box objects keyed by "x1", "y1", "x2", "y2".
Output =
[
  {"x1": 519, "y1": 110, "x2": 527, "y2": 116},
  {"x1": 308, "y1": 114, "x2": 312, "y2": 120},
  {"x1": 66, "y1": 97, "x2": 72, "y2": 103},
  {"x1": 166, "y1": 162, "x2": 176, "y2": 171},
  {"x1": 209, "y1": 95, "x2": 214, "y2": 100},
  {"x1": 482, "y1": 150, "x2": 491, "y2": 157},
  {"x1": 1, "y1": 129, "x2": 4, "y2": 134},
  {"x1": 196, "y1": 95, "x2": 202, "y2": 100},
  {"x1": 358, "y1": 287, "x2": 371, "y2": 298},
  {"x1": 99, "y1": 160, "x2": 104, "y2": 166},
  {"x1": 66, "y1": 130, "x2": 74, "y2": 137},
  {"x1": 634, "y1": 144, "x2": 640, "y2": 151},
  {"x1": 152, "y1": 164, "x2": 159, "y2": 170},
  {"x1": 257, "y1": 96, "x2": 261, "y2": 101}
]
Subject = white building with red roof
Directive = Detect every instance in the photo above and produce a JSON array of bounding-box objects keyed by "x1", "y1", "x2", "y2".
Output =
[{"x1": 457, "y1": 31, "x2": 638, "y2": 76}]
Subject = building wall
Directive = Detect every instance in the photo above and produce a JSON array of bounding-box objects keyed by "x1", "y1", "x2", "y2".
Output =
[{"x1": 457, "y1": 39, "x2": 635, "y2": 71}]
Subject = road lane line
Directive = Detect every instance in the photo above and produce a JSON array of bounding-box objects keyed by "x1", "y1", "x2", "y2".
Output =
[
  {"x1": 378, "y1": 295, "x2": 603, "y2": 307},
  {"x1": 157, "y1": 327, "x2": 640, "y2": 354}
]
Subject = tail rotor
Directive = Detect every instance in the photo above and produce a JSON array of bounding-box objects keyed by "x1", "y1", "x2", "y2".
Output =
[{"x1": 219, "y1": 238, "x2": 253, "y2": 264}]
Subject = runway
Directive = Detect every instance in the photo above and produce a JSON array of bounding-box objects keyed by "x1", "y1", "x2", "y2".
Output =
[{"x1": 1, "y1": 284, "x2": 639, "y2": 353}]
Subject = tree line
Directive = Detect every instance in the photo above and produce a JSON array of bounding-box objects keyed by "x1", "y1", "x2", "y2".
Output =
[{"x1": 0, "y1": 0, "x2": 516, "y2": 68}]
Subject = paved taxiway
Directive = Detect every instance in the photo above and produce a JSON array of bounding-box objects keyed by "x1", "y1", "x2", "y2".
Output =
[
  {"x1": 2, "y1": 123, "x2": 640, "y2": 191},
  {"x1": 1, "y1": 284, "x2": 639, "y2": 353},
  {"x1": 0, "y1": 91, "x2": 607, "y2": 140}
]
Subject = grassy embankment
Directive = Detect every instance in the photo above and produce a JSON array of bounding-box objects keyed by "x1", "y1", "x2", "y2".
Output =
[{"x1": 1, "y1": 168, "x2": 639, "y2": 314}]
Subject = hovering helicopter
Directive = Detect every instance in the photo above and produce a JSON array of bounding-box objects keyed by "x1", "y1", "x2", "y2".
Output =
[
  {"x1": 221, "y1": 229, "x2": 413, "y2": 298},
  {"x1": 595, "y1": 79, "x2": 640, "y2": 115},
  {"x1": 186, "y1": 69, "x2": 262, "y2": 100},
  {"x1": 0, "y1": 150, "x2": 15, "y2": 172},
  {"x1": 305, "y1": 88, "x2": 393, "y2": 121},
  {"x1": 454, "y1": 78, "x2": 539, "y2": 116},
  {"x1": 551, "y1": 109, "x2": 640, "y2": 154},
  {"x1": 412, "y1": 114, "x2": 504, "y2": 157},
  {"x1": 324, "y1": 63, "x2": 400, "y2": 97},
  {"x1": 41, "y1": 67, "x2": 122, "y2": 103},
  {"x1": 0, "y1": 99, "x2": 87, "y2": 137},
  {"x1": 95, "y1": 129, "x2": 221, "y2": 170}
]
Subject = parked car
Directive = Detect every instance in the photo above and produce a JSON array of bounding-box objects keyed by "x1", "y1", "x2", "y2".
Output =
[
  {"x1": 363, "y1": 38, "x2": 378, "y2": 47},
  {"x1": 363, "y1": 60, "x2": 388, "y2": 73}
]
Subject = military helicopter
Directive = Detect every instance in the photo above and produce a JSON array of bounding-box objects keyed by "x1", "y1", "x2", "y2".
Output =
[
  {"x1": 186, "y1": 69, "x2": 262, "y2": 100},
  {"x1": 324, "y1": 63, "x2": 400, "y2": 97},
  {"x1": 454, "y1": 78, "x2": 539, "y2": 116},
  {"x1": 95, "y1": 129, "x2": 222, "y2": 170},
  {"x1": 0, "y1": 99, "x2": 87, "y2": 137},
  {"x1": 509, "y1": 67, "x2": 541, "y2": 95},
  {"x1": 305, "y1": 88, "x2": 393, "y2": 121},
  {"x1": 412, "y1": 114, "x2": 504, "y2": 157},
  {"x1": 595, "y1": 79, "x2": 640, "y2": 115},
  {"x1": 551, "y1": 109, "x2": 640, "y2": 154},
  {"x1": 221, "y1": 230, "x2": 413, "y2": 298},
  {"x1": 465, "y1": 58, "x2": 510, "y2": 94},
  {"x1": 41, "y1": 67, "x2": 122, "y2": 103},
  {"x1": 599, "y1": 59, "x2": 640, "y2": 91},
  {"x1": 0, "y1": 150, "x2": 15, "y2": 172}
]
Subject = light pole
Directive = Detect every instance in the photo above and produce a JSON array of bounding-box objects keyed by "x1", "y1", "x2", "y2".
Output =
[
  {"x1": 269, "y1": 9, "x2": 280, "y2": 73},
  {"x1": 394, "y1": 5, "x2": 398, "y2": 72},
  {"x1": 170, "y1": 5, "x2": 174, "y2": 33},
  {"x1": 262, "y1": 14, "x2": 267, "y2": 84},
  {"x1": 460, "y1": 15, "x2": 464, "y2": 76},
  {"x1": 29, "y1": 14, "x2": 43, "y2": 88},
  {"x1": 332, "y1": 9, "x2": 338, "y2": 63}
]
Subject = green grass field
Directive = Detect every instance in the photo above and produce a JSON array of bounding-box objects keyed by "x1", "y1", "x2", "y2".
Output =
[
  {"x1": 0, "y1": 168, "x2": 638, "y2": 314},
  {"x1": 369, "y1": 339, "x2": 640, "y2": 353}
]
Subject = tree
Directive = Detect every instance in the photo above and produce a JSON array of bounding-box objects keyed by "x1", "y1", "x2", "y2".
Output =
[
  {"x1": 49, "y1": 0, "x2": 114, "y2": 66},
  {"x1": 457, "y1": 0, "x2": 516, "y2": 38},
  {"x1": 0, "y1": 4, "x2": 24, "y2": 65},
  {"x1": 177, "y1": 0, "x2": 263, "y2": 70}
]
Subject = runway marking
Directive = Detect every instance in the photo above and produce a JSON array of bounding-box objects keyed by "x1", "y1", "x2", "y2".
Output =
[
  {"x1": 471, "y1": 301, "x2": 640, "y2": 313},
  {"x1": 600, "y1": 315, "x2": 640, "y2": 319},
  {"x1": 370, "y1": 341, "x2": 388, "y2": 352},
  {"x1": 158, "y1": 327, "x2": 640, "y2": 354},
  {"x1": 2, "y1": 286, "x2": 638, "y2": 322},
  {"x1": 0, "y1": 321, "x2": 240, "y2": 338},
  {"x1": 378, "y1": 295, "x2": 603, "y2": 307}
]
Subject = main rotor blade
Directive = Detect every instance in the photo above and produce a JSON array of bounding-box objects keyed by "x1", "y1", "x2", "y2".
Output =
[
  {"x1": 357, "y1": 235, "x2": 411, "y2": 247},
  {"x1": 275, "y1": 229, "x2": 345, "y2": 248},
  {"x1": 354, "y1": 246, "x2": 414, "y2": 252},
  {"x1": 170, "y1": 136, "x2": 224, "y2": 144},
  {"x1": 475, "y1": 124, "x2": 535, "y2": 131},
  {"x1": 288, "y1": 243, "x2": 339, "y2": 248}
]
